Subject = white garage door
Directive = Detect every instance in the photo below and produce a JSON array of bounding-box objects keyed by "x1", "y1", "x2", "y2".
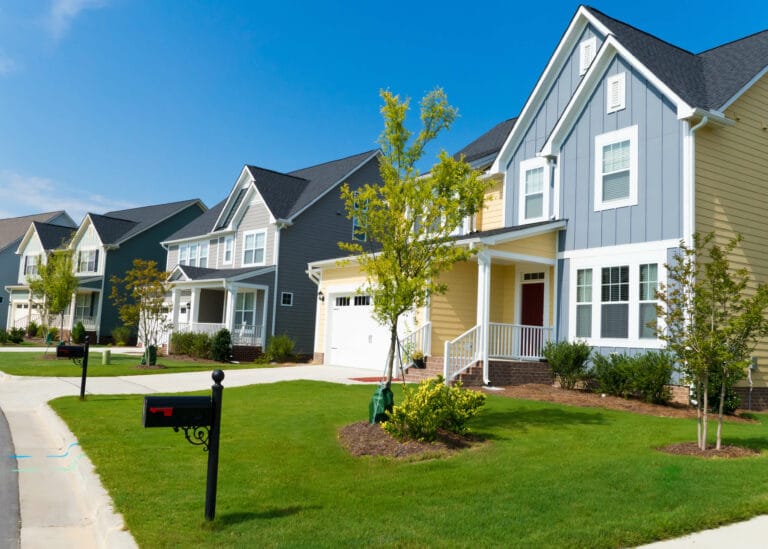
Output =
[{"x1": 327, "y1": 294, "x2": 391, "y2": 370}]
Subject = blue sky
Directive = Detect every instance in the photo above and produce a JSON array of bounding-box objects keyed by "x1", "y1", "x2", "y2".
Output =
[{"x1": 1, "y1": 1, "x2": 767, "y2": 223}]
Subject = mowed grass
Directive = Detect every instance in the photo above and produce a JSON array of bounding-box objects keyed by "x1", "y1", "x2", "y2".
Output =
[
  {"x1": 51, "y1": 382, "x2": 768, "y2": 548},
  {"x1": 0, "y1": 351, "x2": 266, "y2": 377}
]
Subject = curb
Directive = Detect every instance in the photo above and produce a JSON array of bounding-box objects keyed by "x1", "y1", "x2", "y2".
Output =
[{"x1": 37, "y1": 403, "x2": 138, "y2": 549}]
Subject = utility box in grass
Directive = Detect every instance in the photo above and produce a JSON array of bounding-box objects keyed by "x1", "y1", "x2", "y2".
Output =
[{"x1": 369, "y1": 385, "x2": 394, "y2": 424}]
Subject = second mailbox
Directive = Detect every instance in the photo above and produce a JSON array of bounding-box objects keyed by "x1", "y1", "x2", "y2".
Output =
[{"x1": 143, "y1": 396, "x2": 212, "y2": 428}]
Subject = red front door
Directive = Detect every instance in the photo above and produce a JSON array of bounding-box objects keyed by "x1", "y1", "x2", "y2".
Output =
[{"x1": 520, "y1": 282, "x2": 545, "y2": 357}]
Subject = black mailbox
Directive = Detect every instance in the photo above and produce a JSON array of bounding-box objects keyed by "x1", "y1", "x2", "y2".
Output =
[
  {"x1": 56, "y1": 345, "x2": 85, "y2": 359},
  {"x1": 143, "y1": 396, "x2": 212, "y2": 428}
]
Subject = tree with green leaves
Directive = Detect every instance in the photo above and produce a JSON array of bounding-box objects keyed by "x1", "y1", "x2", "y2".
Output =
[
  {"x1": 657, "y1": 233, "x2": 768, "y2": 450},
  {"x1": 340, "y1": 88, "x2": 490, "y2": 389},
  {"x1": 110, "y1": 259, "x2": 171, "y2": 365},
  {"x1": 27, "y1": 250, "x2": 79, "y2": 339}
]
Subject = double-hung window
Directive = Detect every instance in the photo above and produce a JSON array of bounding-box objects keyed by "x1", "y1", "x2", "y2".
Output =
[
  {"x1": 638, "y1": 263, "x2": 658, "y2": 338},
  {"x1": 198, "y1": 242, "x2": 209, "y2": 268},
  {"x1": 575, "y1": 269, "x2": 592, "y2": 338},
  {"x1": 519, "y1": 157, "x2": 548, "y2": 223},
  {"x1": 242, "y1": 230, "x2": 266, "y2": 266},
  {"x1": 600, "y1": 266, "x2": 629, "y2": 338},
  {"x1": 222, "y1": 236, "x2": 233, "y2": 264},
  {"x1": 77, "y1": 250, "x2": 99, "y2": 273},
  {"x1": 234, "y1": 292, "x2": 255, "y2": 326},
  {"x1": 23, "y1": 254, "x2": 40, "y2": 276},
  {"x1": 594, "y1": 126, "x2": 638, "y2": 211}
]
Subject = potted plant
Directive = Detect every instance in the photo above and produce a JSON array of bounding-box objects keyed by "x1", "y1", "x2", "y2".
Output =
[{"x1": 412, "y1": 349, "x2": 426, "y2": 369}]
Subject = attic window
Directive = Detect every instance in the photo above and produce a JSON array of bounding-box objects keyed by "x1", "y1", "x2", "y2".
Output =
[
  {"x1": 607, "y1": 73, "x2": 626, "y2": 113},
  {"x1": 216, "y1": 187, "x2": 247, "y2": 230},
  {"x1": 579, "y1": 37, "x2": 597, "y2": 75}
]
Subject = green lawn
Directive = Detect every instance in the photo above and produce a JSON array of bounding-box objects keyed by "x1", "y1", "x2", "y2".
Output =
[
  {"x1": 0, "y1": 351, "x2": 269, "y2": 377},
  {"x1": 51, "y1": 382, "x2": 768, "y2": 548}
]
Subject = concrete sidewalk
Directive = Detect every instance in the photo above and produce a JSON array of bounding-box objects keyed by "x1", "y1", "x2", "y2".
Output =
[
  {"x1": 0, "y1": 357, "x2": 378, "y2": 548},
  {"x1": 2, "y1": 351, "x2": 767, "y2": 548}
]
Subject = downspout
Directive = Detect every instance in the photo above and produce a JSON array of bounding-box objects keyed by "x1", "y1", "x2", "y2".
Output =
[
  {"x1": 270, "y1": 226, "x2": 281, "y2": 339},
  {"x1": 686, "y1": 116, "x2": 709, "y2": 245}
]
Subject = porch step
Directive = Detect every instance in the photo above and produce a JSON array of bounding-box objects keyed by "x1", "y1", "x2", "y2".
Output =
[{"x1": 402, "y1": 357, "x2": 554, "y2": 387}]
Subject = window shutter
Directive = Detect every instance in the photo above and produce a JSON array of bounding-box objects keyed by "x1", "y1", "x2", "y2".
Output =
[
  {"x1": 94, "y1": 249, "x2": 99, "y2": 271},
  {"x1": 23, "y1": 255, "x2": 28, "y2": 274}
]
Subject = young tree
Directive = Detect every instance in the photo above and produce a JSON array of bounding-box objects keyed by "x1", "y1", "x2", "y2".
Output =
[
  {"x1": 657, "y1": 233, "x2": 768, "y2": 450},
  {"x1": 27, "y1": 250, "x2": 79, "y2": 339},
  {"x1": 340, "y1": 88, "x2": 490, "y2": 389},
  {"x1": 110, "y1": 259, "x2": 171, "y2": 366}
]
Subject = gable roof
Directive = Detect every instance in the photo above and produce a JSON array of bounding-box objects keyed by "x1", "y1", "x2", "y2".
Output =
[
  {"x1": 31, "y1": 222, "x2": 76, "y2": 251},
  {"x1": 170, "y1": 264, "x2": 274, "y2": 282},
  {"x1": 80, "y1": 199, "x2": 205, "y2": 247},
  {"x1": 166, "y1": 150, "x2": 379, "y2": 243},
  {"x1": 0, "y1": 211, "x2": 75, "y2": 253},
  {"x1": 454, "y1": 118, "x2": 517, "y2": 169},
  {"x1": 585, "y1": 6, "x2": 768, "y2": 111}
]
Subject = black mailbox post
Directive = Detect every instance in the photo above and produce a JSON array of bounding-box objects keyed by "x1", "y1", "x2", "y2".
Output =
[
  {"x1": 56, "y1": 336, "x2": 90, "y2": 399},
  {"x1": 142, "y1": 370, "x2": 225, "y2": 521}
]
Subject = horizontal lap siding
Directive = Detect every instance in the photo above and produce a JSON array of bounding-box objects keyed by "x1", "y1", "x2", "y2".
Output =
[
  {"x1": 696, "y1": 73, "x2": 768, "y2": 386},
  {"x1": 431, "y1": 262, "x2": 478, "y2": 357},
  {"x1": 477, "y1": 180, "x2": 504, "y2": 232}
]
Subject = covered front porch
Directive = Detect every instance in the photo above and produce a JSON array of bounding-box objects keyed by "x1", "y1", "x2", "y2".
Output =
[{"x1": 406, "y1": 224, "x2": 562, "y2": 384}]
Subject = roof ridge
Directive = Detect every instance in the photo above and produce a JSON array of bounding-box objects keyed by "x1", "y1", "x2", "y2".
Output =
[
  {"x1": 287, "y1": 149, "x2": 378, "y2": 175},
  {"x1": 0, "y1": 210, "x2": 65, "y2": 222},
  {"x1": 246, "y1": 165, "x2": 309, "y2": 183},
  {"x1": 585, "y1": 5, "x2": 698, "y2": 57},
  {"x1": 697, "y1": 28, "x2": 768, "y2": 55}
]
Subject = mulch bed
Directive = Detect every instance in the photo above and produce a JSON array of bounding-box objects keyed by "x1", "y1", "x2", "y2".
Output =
[{"x1": 338, "y1": 384, "x2": 761, "y2": 459}]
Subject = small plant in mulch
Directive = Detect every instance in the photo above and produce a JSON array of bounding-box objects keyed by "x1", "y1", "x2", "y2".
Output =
[{"x1": 659, "y1": 442, "x2": 761, "y2": 459}]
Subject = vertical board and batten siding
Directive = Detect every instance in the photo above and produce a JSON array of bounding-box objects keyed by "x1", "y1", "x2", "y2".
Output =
[
  {"x1": 559, "y1": 57, "x2": 683, "y2": 252},
  {"x1": 233, "y1": 199, "x2": 275, "y2": 268},
  {"x1": 696, "y1": 73, "x2": 768, "y2": 384},
  {"x1": 504, "y1": 25, "x2": 606, "y2": 226},
  {"x1": 280, "y1": 157, "x2": 381, "y2": 354}
]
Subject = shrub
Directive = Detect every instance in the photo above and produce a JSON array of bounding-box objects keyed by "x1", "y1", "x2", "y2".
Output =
[
  {"x1": 71, "y1": 321, "x2": 86, "y2": 344},
  {"x1": 383, "y1": 376, "x2": 486, "y2": 442},
  {"x1": 265, "y1": 334, "x2": 295, "y2": 363},
  {"x1": 541, "y1": 340, "x2": 592, "y2": 390},
  {"x1": 190, "y1": 333, "x2": 212, "y2": 360},
  {"x1": 47, "y1": 327, "x2": 59, "y2": 342},
  {"x1": 8, "y1": 327, "x2": 24, "y2": 344},
  {"x1": 211, "y1": 329, "x2": 232, "y2": 362},
  {"x1": 112, "y1": 326, "x2": 132, "y2": 346},
  {"x1": 0, "y1": 330, "x2": 8, "y2": 345},
  {"x1": 36, "y1": 324, "x2": 47, "y2": 338},
  {"x1": 27, "y1": 320, "x2": 38, "y2": 338},
  {"x1": 592, "y1": 351, "x2": 674, "y2": 404},
  {"x1": 170, "y1": 331, "x2": 211, "y2": 359}
]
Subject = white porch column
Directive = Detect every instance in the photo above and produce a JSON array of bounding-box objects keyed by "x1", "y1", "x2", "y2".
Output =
[
  {"x1": 225, "y1": 285, "x2": 237, "y2": 331},
  {"x1": 479, "y1": 252, "x2": 492, "y2": 385},
  {"x1": 190, "y1": 287, "x2": 201, "y2": 325},
  {"x1": 171, "y1": 288, "x2": 180, "y2": 326}
]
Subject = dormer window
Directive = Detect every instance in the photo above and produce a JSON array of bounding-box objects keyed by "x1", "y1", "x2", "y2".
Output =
[
  {"x1": 607, "y1": 72, "x2": 626, "y2": 113},
  {"x1": 579, "y1": 36, "x2": 597, "y2": 75}
]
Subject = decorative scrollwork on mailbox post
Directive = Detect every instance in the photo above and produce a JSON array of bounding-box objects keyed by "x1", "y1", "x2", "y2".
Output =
[{"x1": 142, "y1": 370, "x2": 225, "y2": 520}]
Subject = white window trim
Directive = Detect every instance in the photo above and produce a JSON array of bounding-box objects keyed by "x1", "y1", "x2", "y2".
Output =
[
  {"x1": 518, "y1": 157, "x2": 549, "y2": 224},
  {"x1": 77, "y1": 248, "x2": 99, "y2": 274},
  {"x1": 579, "y1": 36, "x2": 597, "y2": 76},
  {"x1": 281, "y1": 292, "x2": 293, "y2": 307},
  {"x1": 607, "y1": 72, "x2": 626, "y2": 113},
  {"x1": 594, "y1": 125, "x2": 638, "y2": 212},
  {"x1": 222, "y1": 236, "x2": 234, "y2": 265},
  {"x1": 568, "y1": 244, "x2": 667, "y2": 349},
  {"x1": 241, "y1": 229, "x2": 267, "y2": 267}
]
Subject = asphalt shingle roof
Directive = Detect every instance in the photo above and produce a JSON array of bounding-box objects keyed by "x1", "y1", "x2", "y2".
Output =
[
  {"x1": 165, "y1": 199, "x2": 227, "y2": 242},
  {"x1": 454, "y1": 118, "x2": 517, "y2": 168},
  {"x1": 0, "y1": 211, "x2": 74, "y2": 253},
  {"x1": 31, "y1": 222, "x2": 76, "y2": 250},
  {"x1": 176, "y1": 265, "x2": 269, "y2": 281},
  {"x1": 96, "y1": 199, "x2": 203, "y2": 244},
  {"x1": 586, "y1": 5, "x2": 768, "y2": 110}
]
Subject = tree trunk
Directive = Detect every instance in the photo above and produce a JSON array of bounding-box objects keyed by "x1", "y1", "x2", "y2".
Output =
[
  {"x1": 695, "y1": 381, "x2": 703, "y2": 449},
  {"x1": 385, "y1": 324, "x2": 398, "y2": 388},
  {"x1": 716, "y1": 367, "x2": 727, "y2": 450},
  {"x1": 701, "y1": 375, "x2": 709, "y2": 451}
]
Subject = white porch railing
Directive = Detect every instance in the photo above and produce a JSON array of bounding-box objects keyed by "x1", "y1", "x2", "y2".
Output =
[
  {"x1": 443, "y1": 325, "x2": 481, "y2": 382},
  {"x1": 444, "y1": 323, "x2": 553, "y2": 383},
  {"x1": 175, "y1": 322, "x2": 226, "y2": 336},
  {"x1": 398, "y1": 322, "x2": 431, "y2": 365},
  {"x1": 72, "y1": 316, "x2": 97, "y2": 331},
  {"x1": 232, "y1": 324, "x2": 263, "y2": 347},
  {"x1": 488, "y1": 323, "x2": 553, "y2": 361}
]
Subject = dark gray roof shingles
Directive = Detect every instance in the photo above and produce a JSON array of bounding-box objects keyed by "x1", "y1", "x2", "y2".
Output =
[
  {"x1": 97, "y1": 199, "x2": 203, "y2": 244},
  {"x1": 454, "y1": 118, "x2": 517, "y2": 167},
  {"x1": 32, "y1": 222, "x2": 76, "y2": 250},
  {"x1": 0, "y1": 211, "x2": 74, "y2": 253}
]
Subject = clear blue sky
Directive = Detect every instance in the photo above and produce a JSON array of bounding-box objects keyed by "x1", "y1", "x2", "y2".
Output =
[{"x1": 1, "y1": 1, "x2": 767, "y2": 222}]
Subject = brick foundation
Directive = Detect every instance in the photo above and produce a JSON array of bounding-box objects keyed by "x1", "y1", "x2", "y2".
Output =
[
  {"x1": 401, "y1": 357, "x2": 554, "y2": 387},
  {"x1": 232, "y1": 345, "x2": 262, "y2": 362},
  {"x1": 734, "y1": 387, "x2": 768, "y2": 411}
]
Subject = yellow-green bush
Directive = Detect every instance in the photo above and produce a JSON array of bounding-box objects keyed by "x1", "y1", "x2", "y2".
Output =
[{"x1": 382, "y1": 376, "x2": 486, "y2": 442}]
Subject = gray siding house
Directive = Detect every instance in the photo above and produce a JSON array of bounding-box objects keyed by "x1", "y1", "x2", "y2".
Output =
[
  {"x1": 162, "y1": 150, "x2": 381, "y2": 358},
  {"x1": 0, "y1": 211, "x2": 77, "y2": 330}
]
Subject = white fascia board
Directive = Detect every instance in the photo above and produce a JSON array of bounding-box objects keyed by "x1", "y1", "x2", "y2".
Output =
[
  {"x1": 718, "y1": 64, "x2": 768, "y2": 112},
  {"x1": 287, "y1": 150, "x2": 381, "y2": 223},
  {"x1": 15, "y1": 224, "x2": 37, "y2": 255},
  {"x1": 486, "y1": 249, "x2": 557, "y2": 266},
  {"x1": 492, "y1": 7, "x2": 611, "y2": 174},
  {"x1": 69, "y1": 215, "x2": 103, "y2": 250},
  {"x1": 541, "y1": 36, "x2": 694, "y2": 157},
  {"x1": 308, "y1": 254, "x2": 364, "y2": 271},
  {"x1": 460, "y1": 220, "x2": 566, "y2": 247}
]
